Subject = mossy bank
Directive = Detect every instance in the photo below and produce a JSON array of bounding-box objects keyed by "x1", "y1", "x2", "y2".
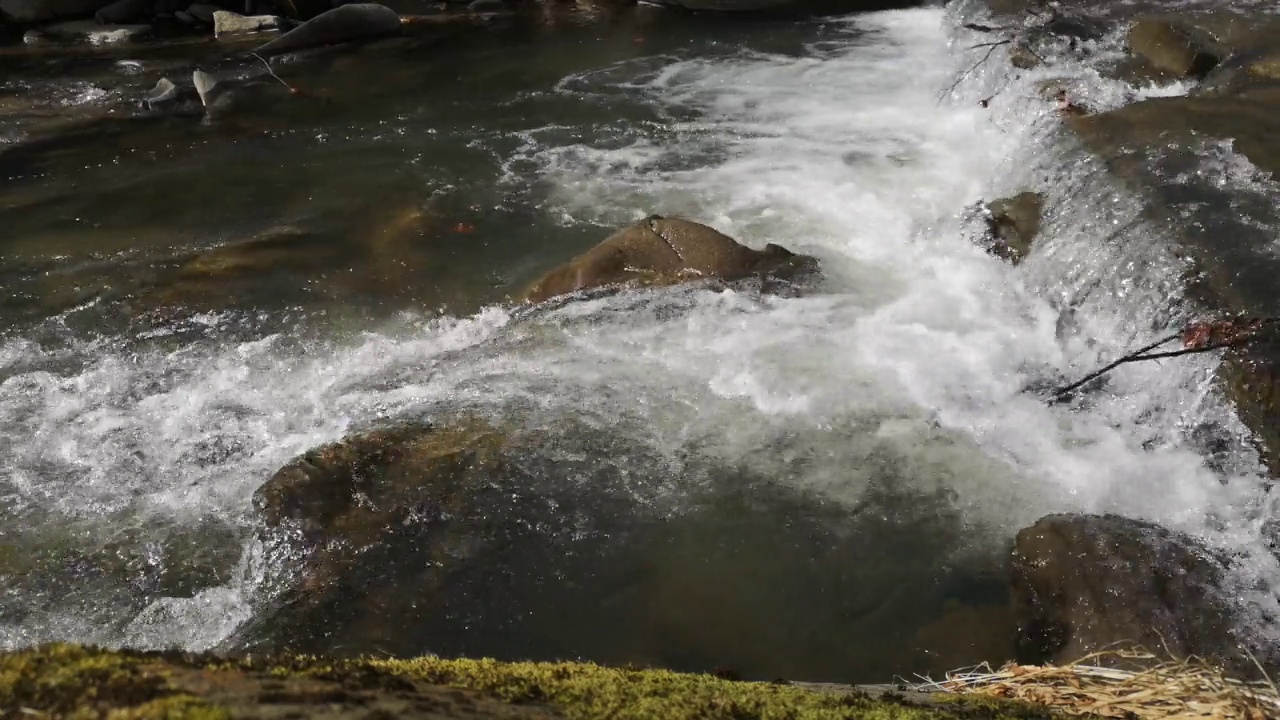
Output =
[{"x1": 0, "y1": 644, "x2": 1057, "y2": 720}]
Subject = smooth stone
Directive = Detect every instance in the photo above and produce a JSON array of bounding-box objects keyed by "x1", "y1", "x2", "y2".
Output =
[
  {"x1": 145, "y1": 77, "x2": 179, "y2": 108},
  {"x1": 212, "y1": 9, "x2": 283, "y2": 37},
  {"x1": 192, "y1": 69, "x2": 224, "y2": 107},
  {"x1": 94, "y1": 0, "x2": 145, "y2": 22},
  {"x1": 253, "y1": 3, "x2": 400, "y2": 56},
  {"x1": 522, "y1": 216, "x2": 819, "y2": 304},
  {"x1": 174, "y1": 9, "x2": 195, "y2": 21},
  {"x1": 466, "y1": 0, "x2": 501, "y2": 11},
  {"x1": 185, "y1": 1, "x2": 217, "y2": 21},
  {"x1": 22, "y1": 29, "x2": 51, "y2": 44},
  {"x1": 43, "y1": 19, "x2": 151, "y2": 44}
]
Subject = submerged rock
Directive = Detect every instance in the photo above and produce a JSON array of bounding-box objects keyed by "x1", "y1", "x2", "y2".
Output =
[
  {"x1": 1011, "y1": 514, "x2": 1271, "y2": 675},
  {"x1": 522, "y1": 216, "x2": 818, "y2": 304},
  {"x1": 235, "y1": 420, "x2": 1012, "y2": 679},
  {"x1": 1127, "y1": 17, "x2": 1220, "y2": 79},
  {"x1": 983, "y1": 192, "x2": 1043, "y2": 265},
  {"x1": 253, "y1": 2, "x2": 400, "y2": 56},
  {"x1": 42, "y1": 19, "x2": 151, "y2": 43}
]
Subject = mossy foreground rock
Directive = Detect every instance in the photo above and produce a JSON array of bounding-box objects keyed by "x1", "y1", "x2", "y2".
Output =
[
  {"x1": 522, "y1": 216, "x2": 818, "y2": 303},
  {"x1": 0, "y1": 643, "x2": 1054, "y2": 720}
]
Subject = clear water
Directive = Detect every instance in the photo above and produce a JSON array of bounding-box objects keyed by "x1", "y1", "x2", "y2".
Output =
[{"x1": 2, "y1": 3, "x2": 1278, "y2": 680}]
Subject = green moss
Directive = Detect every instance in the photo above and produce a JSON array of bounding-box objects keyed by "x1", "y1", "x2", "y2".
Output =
[
  {"x1": 0, "y1": 644, "x2": 225, "y2": 720},
  {"x1": 0, "y1": 645, "x2": 1054, "y2": 720},
  {"x1": 365, "y1": 657, "x2": 1056, "y2": 720}
]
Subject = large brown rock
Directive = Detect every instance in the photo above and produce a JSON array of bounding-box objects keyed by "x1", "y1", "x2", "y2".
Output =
[
  {"x1": 1011, "y1": 514, "x2": 1268, "y2": 674},
  {"x1": 236, "y1": 421, "x2": 1014, "y2": 681},
  {"x1": 522, "y1": 216, "x2": 818, "y2": 304}
]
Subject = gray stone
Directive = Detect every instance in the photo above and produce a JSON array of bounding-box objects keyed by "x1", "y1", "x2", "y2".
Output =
[
  {"x1": 22, "y1": 28, "x2": 51, "y2": 43},
  {"x1": 212, "y1": 9, "x2": 282, "y2": 37},
  {"x1": 145, "y1": 77, "x2": 179, "y2": 108},
  {"x1": 43, "y1": 19, "x2": 151, "y2": 43},
  {"x1": 192, "y1": 69, "x2": 222, "y2": 107},
  {"x1": 185, "y1": 1, "x2": 216, "y2": 21},
  {"x1": 465, "y1": 0, "x2": 501, "y2": 11},
  {"x1": 0, "y1": 0, "x2": 111, "y2": 22},
  {"x1": 94, "y1": 0, "x2": 145, "y2": 22},
  {"x1": 173, "y1": 8, "x2": 194, "y2": 20},
  {"x1": 254, "y1": 3, "x2": 399, "y2": 56}
]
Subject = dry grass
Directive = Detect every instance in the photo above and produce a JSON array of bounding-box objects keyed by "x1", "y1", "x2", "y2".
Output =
[{"x1": 914, "y1": 650, "x2": 1280, "y2": 720}]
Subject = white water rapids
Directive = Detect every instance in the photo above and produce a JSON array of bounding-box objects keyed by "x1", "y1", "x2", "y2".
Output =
[{"x1": 2, "y1": 5, "x2": 1280, "y2": 658}]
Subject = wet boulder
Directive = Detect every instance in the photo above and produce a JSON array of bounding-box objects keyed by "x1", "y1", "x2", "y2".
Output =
[
  {"x1": 253, "y1": 2, "x2": 400, "y2": 56},
  {"x1": 982, "y1": 192, "x2": 1043, "y2": 265},
  {"x1": 522, "y1": 216, "x2": 818, "y2": 304},
  {"x1": 1010, "y1": 514, "x2": 1269, "y2": 675},
  {"x1": 233, "y1": 420, "x2": 1015, "y2": 680},
  {"x1": 1127, "y1": 17, "x2": 1220, "y2": 79}
]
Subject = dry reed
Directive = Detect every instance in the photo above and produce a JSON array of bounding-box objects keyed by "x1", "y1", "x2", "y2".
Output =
[{"x1": 913, "y1": 649, "x2": 1280, "y2": 720}]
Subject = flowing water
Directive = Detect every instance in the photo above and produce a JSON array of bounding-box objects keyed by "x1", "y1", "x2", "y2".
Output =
[{"x1": 2, "y1": 1, "x2": 1279, "y2": 682}]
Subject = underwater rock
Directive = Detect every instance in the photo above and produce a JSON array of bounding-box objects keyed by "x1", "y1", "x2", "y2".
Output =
[
  {"x1": 41, "y1": 19, "x2": 151, "y2": 43},
  {"x1": 522, "y1": 216, "x2": 819, "y2": 304}
]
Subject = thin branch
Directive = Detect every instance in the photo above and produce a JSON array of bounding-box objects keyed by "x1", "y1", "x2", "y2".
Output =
[
  {"x1": 251, "y1": 52, "x2": 294, "y2": 92},
  {"x1": 1048, "y1": 333, "x2": 1180, "y2": 403},
  {"x1": 1048, "y1": 317, "x2": 1280, "y2": 404},
  {"x1": 938, "y1": 40, "x2": 1012, "y2": 103}
]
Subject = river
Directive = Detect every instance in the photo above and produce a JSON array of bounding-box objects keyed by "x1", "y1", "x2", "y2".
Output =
[{"x1": 1, "y1": 1, "x2": 1277, "y2": 682}]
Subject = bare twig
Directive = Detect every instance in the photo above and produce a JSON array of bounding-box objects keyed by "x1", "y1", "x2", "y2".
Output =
[
  {"x1": 1048, "y1": 333, "x2": 1181, "y2": 403},
  {"x1": 1049, "y1": 317, "x2": 1280, "y2": 404},
  {"x1": 939, "y1": 39, "x2": 1012, "y2": 102},
  {"x1": 251, "y1": 52, "x2": 294, "y2": 92}
]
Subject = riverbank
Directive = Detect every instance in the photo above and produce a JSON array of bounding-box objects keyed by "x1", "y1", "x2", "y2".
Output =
[{"x1": 0, "y1": 643, "x2": 1053, "y2": 719}]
